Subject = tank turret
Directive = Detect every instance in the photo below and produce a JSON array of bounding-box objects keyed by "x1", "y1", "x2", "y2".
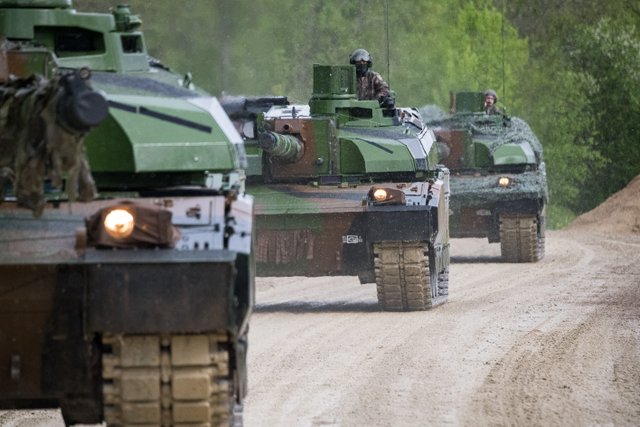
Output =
[{"x1": 0, "y1": 0, "x2": 247, "y2": 192}]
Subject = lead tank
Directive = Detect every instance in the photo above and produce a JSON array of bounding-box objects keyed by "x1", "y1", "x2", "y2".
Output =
[
  {"x1": 0, "y1": 1, "x2": 253, "y2": 426},
  {"x1": 223, "y1": 64, "x2": 450, "y2": 311},
  {"x1": 427, "y1": 91, "x2": 548, "y2": 262}
]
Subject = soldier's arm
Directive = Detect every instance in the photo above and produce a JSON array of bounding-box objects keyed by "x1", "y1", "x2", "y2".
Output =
[
  {"x1": 372, "y1": 72, "x2": 391, "y2": 99},
  {"x1": 372, "y1": 72, "x2": 395, "y2": 108}
]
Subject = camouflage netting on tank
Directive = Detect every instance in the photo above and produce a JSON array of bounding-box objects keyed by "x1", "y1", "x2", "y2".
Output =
[
  {"x1": 475, "y1": 117, "x2": 543, "y2": 160},
  {"x1": 427, "y1": 112, "x2": 548, "y2": 207},
  {"x1": 448, "y1": 169, "x2": 548, "y2": 207},
  {"x1": 0, "y1": 74, "x2": 97, "y2": 216},
  {"x1": 433, "y1": 114, "x2": 544, "y2": 160}
]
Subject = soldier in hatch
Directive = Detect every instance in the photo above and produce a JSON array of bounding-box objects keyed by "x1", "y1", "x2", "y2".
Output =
[
  {"x1": 349, "y1": 48, "x2": 395, "y2": 108},
  {"x1": 483, "y1": 89, "x2": 502, "y2": 115}
]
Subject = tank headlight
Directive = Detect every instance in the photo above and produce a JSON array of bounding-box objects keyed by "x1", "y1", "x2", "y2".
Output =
[
  {"x1": 367, "y1": 186, "x2": 406, "y2": 206},
  {"x1": 85, "y1": 202, "x2": 180, "y2": 248},
  {"x1": 373, "y1": 188, "x2": 388, "y2": 202},
  {"x1": 498, "y1": 176, "x2": 511, "y2": 187},
  {"x1": 103, "y1": 208, "x2": 135, "y2": 239}
]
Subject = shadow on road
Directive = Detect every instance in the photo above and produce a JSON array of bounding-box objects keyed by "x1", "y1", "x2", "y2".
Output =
[
  {"x1": 451, "y1": 255, "x2": 506, "y2": 264},
  {"x1": 254, "y1": 300, "x2": 380, "y2": 313}
]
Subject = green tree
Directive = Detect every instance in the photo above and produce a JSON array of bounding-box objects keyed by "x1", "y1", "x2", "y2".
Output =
[
  {"x1": 569, "y1": 18, "x2": 640, "y2": 209},
  {"x1": 503, "y1": 0, "x2": 639, "y2": 225}
]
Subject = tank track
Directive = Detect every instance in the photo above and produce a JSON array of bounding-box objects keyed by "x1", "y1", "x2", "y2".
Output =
[
  {"x1": 499, "y1": 213, "x2": 545, "y2": 262},
  {"x1": 102, "y1": 333, "x2": 234, "y2": 426},
  {"x1": 373, "y1": 241, "x2": 448, "y2": 311}
]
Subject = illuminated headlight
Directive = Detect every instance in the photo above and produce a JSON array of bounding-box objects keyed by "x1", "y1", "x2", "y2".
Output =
[
  {"x1": 498, "y1": 176, "x2": 511, "y2": 187},
  {"x1": 367, "y1": 186, "x2": 406, "y2": 206},
  {"x1": 373, "y1": 188, "x2": 388, "y2": 202},
  {"x1": 103, "y1": 208, "x2": 135, "y2": 239},
  {"x1": 85, "y1": 202, "x2": 180, "y2": 248}
]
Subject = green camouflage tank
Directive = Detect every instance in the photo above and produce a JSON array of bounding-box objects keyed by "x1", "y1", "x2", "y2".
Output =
[
  {"x1": 0, "y1": 1, "x2": 253, "y2": 425},
  {"x1": 426, "y1": 91, "x2": 548, "y2": 262},
  {"x1": 223, "y1": 64, "x2": 451, "y2": 312}
]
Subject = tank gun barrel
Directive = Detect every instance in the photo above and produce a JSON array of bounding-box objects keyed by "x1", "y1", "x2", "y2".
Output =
[{"x1": 258, "y1": 131, "x2": 304, "y2": 162}]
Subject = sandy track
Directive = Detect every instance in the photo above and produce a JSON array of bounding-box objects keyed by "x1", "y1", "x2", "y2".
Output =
[{"x1": 243, "y1": 230, "x2": 640, "y2": 426}]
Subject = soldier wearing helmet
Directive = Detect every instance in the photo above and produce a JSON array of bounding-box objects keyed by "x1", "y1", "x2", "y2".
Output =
[
  {"x1": 483, "y1": 89, "x2": 502, "y2": 115},
  {"x1": 349, "y1": 48, "x2": 394, "y2": 108}
]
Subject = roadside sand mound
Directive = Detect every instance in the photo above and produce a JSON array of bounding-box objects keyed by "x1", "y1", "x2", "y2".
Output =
[{"x1": 568, "y1": 174, "x2": 640, "y2": 234}]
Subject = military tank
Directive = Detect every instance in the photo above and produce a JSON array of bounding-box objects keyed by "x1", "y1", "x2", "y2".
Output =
[
  {"x1": 426, "y1": 91, "x2": 548, "y2": 262},
  {"x1": 0, "y1": 1, "x2": 253, "y2": 426},
  {"x1": 222, "y1": 64, "x2": 450, "y2": 312}
]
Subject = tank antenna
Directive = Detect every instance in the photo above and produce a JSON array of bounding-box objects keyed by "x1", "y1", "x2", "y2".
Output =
[
  {"x1": 501, "y1": 0, "x2": 506, "y2": 107},
  {"x1": 384, "y1": 0, "x2": 390, "y2": 86}
]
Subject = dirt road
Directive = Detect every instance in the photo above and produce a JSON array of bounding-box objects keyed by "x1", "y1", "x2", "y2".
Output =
[
  {"x1": 2, "y1": 230, "x2": 639, "y2": 426},
  {"x1": 243, "y1": 230, "x2": 640, "y2": 426}
]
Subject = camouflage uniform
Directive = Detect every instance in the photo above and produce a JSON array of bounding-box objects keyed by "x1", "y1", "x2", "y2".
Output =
[
  {"x1": 356, "y1": 69, "x2": 391, "y2": 102},
  {"x1": 0, "y1": 64, "x2": 106, "y2": 216},
  {"x1": 484, "y1": 103, "x2": 502, "y2": 115}
]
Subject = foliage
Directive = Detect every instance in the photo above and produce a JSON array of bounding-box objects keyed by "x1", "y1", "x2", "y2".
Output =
[
  {"x1": 569, "y1": 18, "x2": 640, "y2": 208},
  {"x1": 512, "y1": 53, "x2": 606, "y2": 223},
  {"x1": 503, "y1": 0, "x2": 640, "y2": 223}
]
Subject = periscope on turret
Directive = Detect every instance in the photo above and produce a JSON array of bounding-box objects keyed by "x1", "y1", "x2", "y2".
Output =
[{"x1": 0, "y1": 1, "x2": 254, "y2": 426}]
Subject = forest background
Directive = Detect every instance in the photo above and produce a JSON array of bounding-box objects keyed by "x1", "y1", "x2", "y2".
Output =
[{"x1": 76, "y1": 0, "x2": 640, "y2": 229}]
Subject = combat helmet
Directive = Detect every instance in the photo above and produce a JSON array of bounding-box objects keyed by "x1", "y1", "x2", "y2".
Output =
[
  {"x1": 349, "y1": 48, "x2": 372, "y2": 66},
  {"x1": 349, "y1": 48, "x2": 372, "y2": 77},
  {"x1": 484, "y1": 89, "x2": 498, "y2": 103}
]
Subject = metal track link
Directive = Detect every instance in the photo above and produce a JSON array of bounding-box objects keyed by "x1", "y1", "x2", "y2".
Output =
[
  {"x1": 102, "y1": 333, "x2": 233, "y2": 427},
  {"x1": 374, "y1": 241, "x2": 434, "y2": 311},
  {"x1": 499, "y1": 213, "x2": 544, "y2": 263}
]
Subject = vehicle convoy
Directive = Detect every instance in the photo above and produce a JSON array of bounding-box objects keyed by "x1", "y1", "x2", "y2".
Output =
[
  {"x1": 426, "y1": 91, "x2": 548, "y2": 262},
  {"x1": 222, "y1": 64, "x2": 450, "y2": 312},
  {"x1": 0, "y1": 1, "x2": 253, "y2": 426}
]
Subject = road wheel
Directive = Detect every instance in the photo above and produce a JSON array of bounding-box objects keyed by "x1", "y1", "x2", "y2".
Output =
[{"x1": 102, "y1": 333, "x2": 236, "y2": 426}]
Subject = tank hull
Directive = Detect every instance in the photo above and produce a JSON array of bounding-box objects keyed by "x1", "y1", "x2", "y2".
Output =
[
  {"x1": 0, "y1": 198, "x2": 253, "y2": 425},
  {"x1": 448, "y1": 170, "x2": 546, "y2": 240},
  {"x1": 252, "y1": 183, "x2": 439, "y2": 278}
]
